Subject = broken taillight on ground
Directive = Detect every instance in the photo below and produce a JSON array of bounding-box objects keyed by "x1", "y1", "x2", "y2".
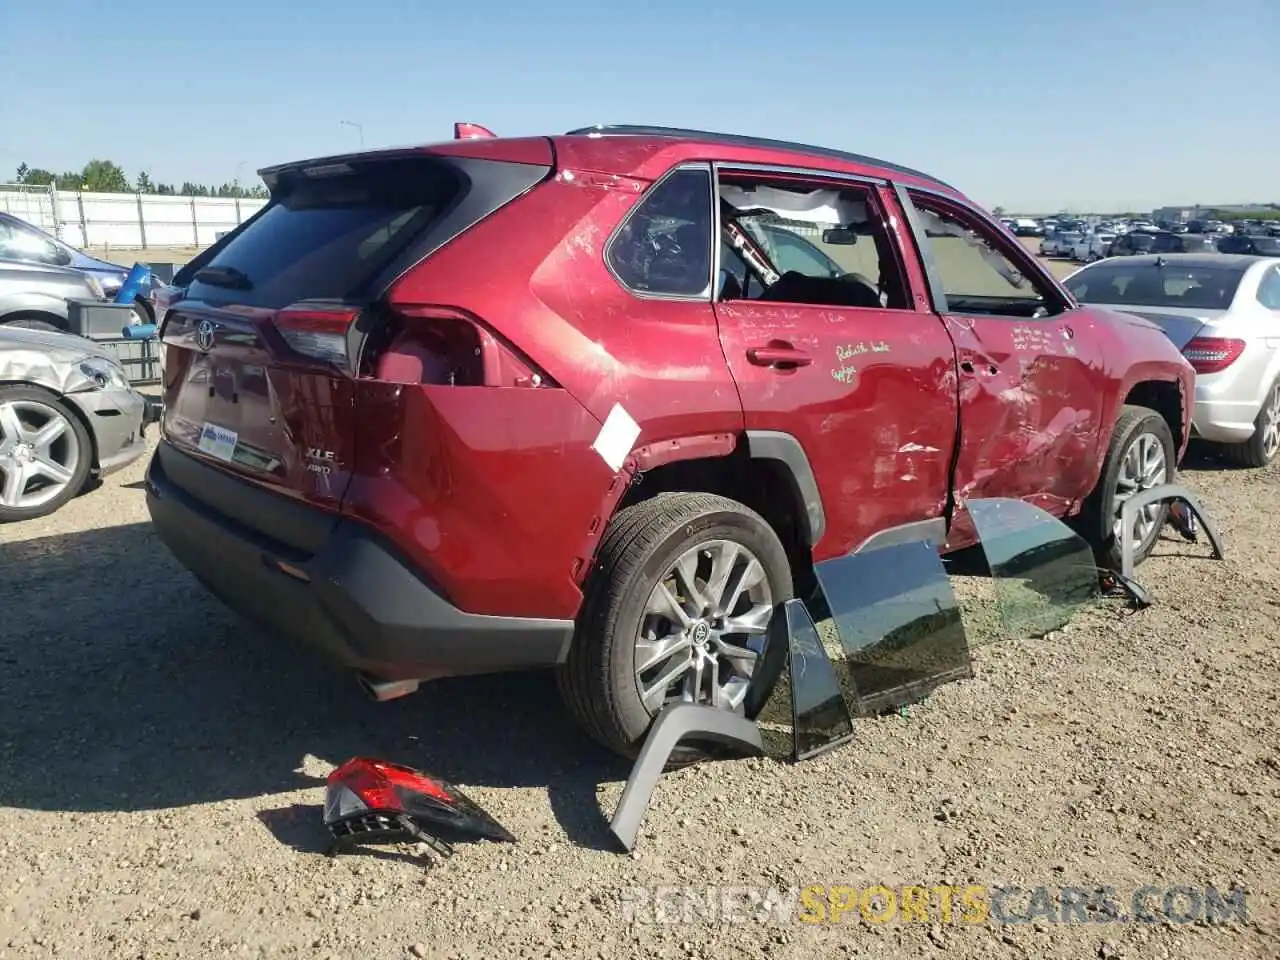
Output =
[{"x1": 324, "y1": 757, "x2": 515, "y2": 862}]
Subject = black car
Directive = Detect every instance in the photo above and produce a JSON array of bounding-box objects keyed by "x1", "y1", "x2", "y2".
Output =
[
  {"x1": 1217, "y1": 234, "x2": 1280, "y2": 256},
  {"x1": 1148, "y1": 231, "x2": 1219, "y2": 254}
]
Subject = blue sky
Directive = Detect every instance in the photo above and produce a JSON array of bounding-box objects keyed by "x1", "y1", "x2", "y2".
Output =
[{"x1": 1, "y1": 0, "x2": 1275, "y2": 212}]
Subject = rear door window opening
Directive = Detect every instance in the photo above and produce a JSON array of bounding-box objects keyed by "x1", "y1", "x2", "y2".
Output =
[{"x1": 713, "y1": 173, "x2": 914, "y2": 312}]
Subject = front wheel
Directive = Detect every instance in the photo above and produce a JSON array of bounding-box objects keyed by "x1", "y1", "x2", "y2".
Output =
[
  {"x1": 557, "y1": 492, "x2": 793, "y2": 759},
  {"x1": 1076, "y1": 405, "x2": 1175, "y2": 569},
  {"x1": 0, "y1": 385, "x2": 93, "y2": 522}
]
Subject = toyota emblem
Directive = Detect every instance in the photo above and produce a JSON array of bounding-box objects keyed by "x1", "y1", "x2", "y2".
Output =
[{"x1": 195, "y1": 320, "x2": 216, "y2": 352}]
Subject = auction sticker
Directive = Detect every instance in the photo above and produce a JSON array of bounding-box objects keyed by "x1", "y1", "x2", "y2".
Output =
[{"x1": 197, "y1": 422, "x2": 238, "y2": 462}]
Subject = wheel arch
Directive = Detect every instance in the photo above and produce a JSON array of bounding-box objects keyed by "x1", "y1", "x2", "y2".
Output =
[
  {"x1": 1123, "y1": 378, "x2": 1187, "y2": 458},
  {"x1": 606, "y1": 429, "x2": 825, "y2": 597}
]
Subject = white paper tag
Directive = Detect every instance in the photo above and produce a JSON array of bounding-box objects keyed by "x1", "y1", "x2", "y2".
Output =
[
  {"x1": 196, "y1": 422, "x2": 238, "y2": 462},
  {"x1": 591, "y1": 403, "x2": 640, "y2": 473}
]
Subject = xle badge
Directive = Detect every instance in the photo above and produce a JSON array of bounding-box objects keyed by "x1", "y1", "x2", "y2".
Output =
[{"x1": 305, "y1": 447, "x2": 336, "y2": 475}]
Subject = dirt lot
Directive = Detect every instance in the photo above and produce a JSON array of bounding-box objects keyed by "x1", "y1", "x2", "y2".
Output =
[{"x1": 1, "y1": 245, "x2": 1275, "y2": 959}]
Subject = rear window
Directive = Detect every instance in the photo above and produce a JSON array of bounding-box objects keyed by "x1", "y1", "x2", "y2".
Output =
[
  {"x1": 185, "y1": 157, "x2": 465, "y2": 308},
  {"x1": 1066, "y1": 263, "x2": 1244, "y2": 309}
]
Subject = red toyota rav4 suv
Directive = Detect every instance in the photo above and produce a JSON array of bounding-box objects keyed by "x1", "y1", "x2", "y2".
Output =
[{"x1": 147, "y1": 125, "x2": 1194, "y2": 757}]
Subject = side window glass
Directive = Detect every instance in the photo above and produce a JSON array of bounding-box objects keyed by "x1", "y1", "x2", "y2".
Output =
[
  {"x1": 0, "y1": 222, "x2": 61, "y2": 265},
  {"x1": 910, "y1": 195, "x2": 1059, "y2": 318},
  {"x1": 1258, "y1": 268, "x2": 1280, "y2": 310},
  {"x1": 717, "y1": 177, "x2": 911, "y2": 310},
  {"x1": 608, "y1": 168, "x2": 712, "y2": 297}
]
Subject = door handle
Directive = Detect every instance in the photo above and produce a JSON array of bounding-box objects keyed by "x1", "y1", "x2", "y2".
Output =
[{"x1": 747, "y1": 346, "x2": 812, "y2": 368}]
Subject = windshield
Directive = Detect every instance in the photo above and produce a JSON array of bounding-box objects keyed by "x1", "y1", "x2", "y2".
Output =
[
  {"x1": 1128, "y1": 234, "x2": 1155, "y2": 249},
  {"x1": 1066, "y1": 262, "x2": 1243, "y2": 308}
]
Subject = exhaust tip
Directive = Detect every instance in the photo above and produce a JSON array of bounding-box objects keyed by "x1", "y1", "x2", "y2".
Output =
[{"x1": 357, "y1": 674, "x2": 421, "y2": 702}]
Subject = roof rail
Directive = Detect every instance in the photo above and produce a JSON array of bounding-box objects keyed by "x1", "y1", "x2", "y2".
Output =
[{"x1": 564, "y1": 124, "x2": 951, "y2": 189}]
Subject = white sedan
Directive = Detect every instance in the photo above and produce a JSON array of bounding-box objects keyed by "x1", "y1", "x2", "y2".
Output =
[
  {"x1": 1064, "y1": 253, "x2": 1280, "y2": 466},
  {"x1": 1071, "y1": 232, "x2": 1116, "y2": 263}
]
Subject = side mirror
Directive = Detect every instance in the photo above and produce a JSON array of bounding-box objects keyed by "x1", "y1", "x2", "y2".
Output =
[
  {"x1": 821, "y1": 227, "x2": 859, "y2": 245},
  {"x1": 54, "y1": 246, "x2": 73, "y2": 266}
]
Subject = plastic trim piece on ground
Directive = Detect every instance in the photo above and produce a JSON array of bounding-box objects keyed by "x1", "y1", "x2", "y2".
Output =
[
  {"x1": 1119, "y1": 485, "x2": 1225, "y2": 581},
  {"x1": 609, "y1": 703, "x2": 764, "y2": 853}
]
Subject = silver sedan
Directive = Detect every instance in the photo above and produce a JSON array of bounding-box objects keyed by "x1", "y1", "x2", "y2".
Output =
[
  {"x1": 0, "y1": 326, "x2": 160, "y2": 521},
  {"x1": 1064, "y1": 254, "x2": 1280, "y2": 466}
]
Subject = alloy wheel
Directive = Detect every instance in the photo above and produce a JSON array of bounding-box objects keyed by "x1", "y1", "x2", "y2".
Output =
[
  {"x1": 0, "y1": 399, "x2": 82, "y2": 510},
  {"x1": 1111, "y1": 431, "x2": 1168, "y2": 550},
  {"x1": 633, "y1": 540, "x2": 774, "y2": 714},
  {"x1": 1260, "y1": 383, "x2": 1280, "y2": 462}
]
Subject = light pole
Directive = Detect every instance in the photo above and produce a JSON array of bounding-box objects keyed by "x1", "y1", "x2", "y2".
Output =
[
  {"x1": 340, "y1": 120, "x2": 364, "y2": 149},
  {"x1": 234, "y1": 160, "x2": 247, "y2": 196}
]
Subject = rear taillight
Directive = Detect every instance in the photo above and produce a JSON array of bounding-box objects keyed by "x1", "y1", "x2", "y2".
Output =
[
  {"x1": 373, "y1": 306, "x2": 553, "y2": 388},
  {"x1": 1182, "y1": 337, "x2": 1246, "y2": 375},
  {"x1": 272, "y1": 302, "x2": 359, "y2": 366}
]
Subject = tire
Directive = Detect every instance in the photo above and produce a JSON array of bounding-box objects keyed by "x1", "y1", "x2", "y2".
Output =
[
  {"x1": 4, "y1": 317, "x2": 63, "y2": 333},
  {"x1": 1220, "y1": 378, "x2": 1280, "y2": 468},
  {"x1": 1076, "y1": 405, "x2": 1175, "y2": 570},
  {"x1": 131, "y1": 300, "x2": 153, "y2": 326},
  {"x1": 0, "y1": 384, "x2": 94, "y2": 522},
  {"x1": 557, "y1": 492, "x2": 793, "y2": 760}
]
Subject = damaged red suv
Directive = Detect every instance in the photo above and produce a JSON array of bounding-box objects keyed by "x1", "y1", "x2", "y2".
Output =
[{"x1": 147, "y1": 124, "x2": 1194, "y2": 756}]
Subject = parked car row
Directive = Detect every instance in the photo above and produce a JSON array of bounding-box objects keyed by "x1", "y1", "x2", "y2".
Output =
[
  {"x1": 0, "y1": 216, "x2": 165, "y2": 520},
  {"x1": 0, "y1": 212, "x2": 162, "y2": 329},
  {"x1": 1043, "y1": 227, "x2": 1278, "y2": 263}
]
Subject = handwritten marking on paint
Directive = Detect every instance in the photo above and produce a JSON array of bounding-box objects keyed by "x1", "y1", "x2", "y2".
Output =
[
  {"x1": 592, "y1": 403, "x2": 641, "y2": 473},
  {"x1": 832, "y1": 366, "x2": 857, "y2": 384},
  {"x1": 1010, "y1": 325, "x2": 1053, "y2": 351},
  {"x1": 835, "y1": 340, "x2": 892, "y2": 362}
]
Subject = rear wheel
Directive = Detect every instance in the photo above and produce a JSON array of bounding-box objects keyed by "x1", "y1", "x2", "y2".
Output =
[
  {"x1": 0, "y1": 385, "x2": 93, "y2": 522},
  {"x1": 557, "y1": 492, "x2": 792, "y2": 760},
  {"x1": 1076, "y1": 405, "x2": 1175, "y2": 569},
  {"x1": 1221, "y1": 378, "x2": 1280, "y2": 468}
]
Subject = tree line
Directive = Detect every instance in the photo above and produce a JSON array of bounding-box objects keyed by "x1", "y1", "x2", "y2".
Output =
[{"x1": 13, "y1": 160, "x2": 268, "y2": 199}]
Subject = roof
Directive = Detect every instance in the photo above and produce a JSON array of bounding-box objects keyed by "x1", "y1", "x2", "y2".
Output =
[
  {"x1": 1094, "y1": 253, "x2": 1267, "y2": 271},
  {"x1": 563, "y1": 124, "x2": 952, "y2": 189}
]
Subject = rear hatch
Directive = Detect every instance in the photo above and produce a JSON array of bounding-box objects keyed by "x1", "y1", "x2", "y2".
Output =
[{"x1": 159, "y1": 146, "x2": 551, "y2": 510}]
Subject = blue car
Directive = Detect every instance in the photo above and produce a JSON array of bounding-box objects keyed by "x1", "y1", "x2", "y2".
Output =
[{"x1": 0, "y1": 212, "x2": 158, "y2": 324}]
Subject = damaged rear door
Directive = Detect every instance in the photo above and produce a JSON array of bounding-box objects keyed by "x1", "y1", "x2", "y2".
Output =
[{"x1": 900, "y1": 190, "x2": 1105, "y2": 525}]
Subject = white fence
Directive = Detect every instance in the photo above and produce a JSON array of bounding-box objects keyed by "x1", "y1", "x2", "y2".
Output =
[{"x1": 0, "y1": 184, "x2": 268, "y2": 249}]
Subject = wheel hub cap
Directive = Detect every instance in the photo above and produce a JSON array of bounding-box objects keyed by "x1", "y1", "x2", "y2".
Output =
[
  {"x1": 633, "y1": 540, "x2": 774, "y2": 715},
  {"x1": 1112, "y1": 430, "x2": 1169, "y2": 550}
]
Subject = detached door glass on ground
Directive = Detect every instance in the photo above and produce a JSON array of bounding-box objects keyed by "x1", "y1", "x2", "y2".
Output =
[{"x1": 711, "y1": 168, "x2": 958, "y2": 558}]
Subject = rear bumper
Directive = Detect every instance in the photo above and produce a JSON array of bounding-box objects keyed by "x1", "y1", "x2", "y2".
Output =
[
  {"x1": 145, "y1": 443, "x2": 575, "y2": 681},
  {"x1": 1192, "y1": 397, "x2": 1260, "y2": 444}
]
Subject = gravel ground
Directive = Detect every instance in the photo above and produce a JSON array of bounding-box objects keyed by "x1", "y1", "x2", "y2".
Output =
[{"x1": 1, "y1": 435, "x2": 1277, "y2": 960}]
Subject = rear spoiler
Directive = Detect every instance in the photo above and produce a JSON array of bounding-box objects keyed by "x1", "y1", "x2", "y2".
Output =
[{"x1": 454, "y1": 122, "x2": 497, "y2": 140}]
